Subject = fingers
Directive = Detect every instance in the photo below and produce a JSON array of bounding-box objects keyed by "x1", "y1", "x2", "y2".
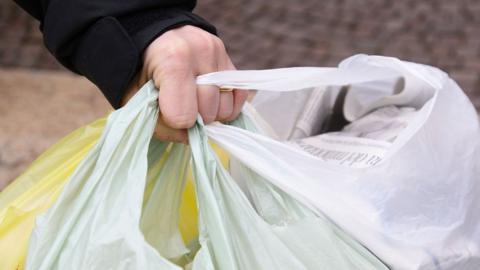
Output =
[
  {"x1": 212, "y1": 45, "x2": 239, "y2": 121},
  {"x1": 217, "y1": 91, "x2": 234, "y2": 120},
  {"x1": 140, "y1": 26, "x2": 249, "y2": 144},
  {"x1": 144, "y1": 29, "x2": 198, "y2": 130},
  {"x1": 225, "y1": 89, "x2": 249, "y2": 122},
  {"x1": 156, "y1": 70, "x2": 194, "y2": 143},
  {"x1": 156, "y1": 66, "x2": 198, "y2": 130},
  {"x1": 197, "y1": 84, "x2": 219, "y2": 124}
]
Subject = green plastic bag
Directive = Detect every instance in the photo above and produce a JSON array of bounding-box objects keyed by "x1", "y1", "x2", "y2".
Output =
[{"x1": 25, "y1": 81, "x2": 387, "y2": 269}]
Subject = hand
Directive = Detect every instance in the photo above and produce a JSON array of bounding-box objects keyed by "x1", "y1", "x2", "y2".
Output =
[{"x1": 122, "y1": 25, "x2": 248, "y2": 143}]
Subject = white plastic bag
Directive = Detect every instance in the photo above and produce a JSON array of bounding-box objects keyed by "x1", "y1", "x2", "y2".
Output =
[
  {"x1": 198, "y1": 54, "x2": 480, "y2": 269},
  {"x1": 189, "y1": 116, "x2": 388, "y2": 270}
]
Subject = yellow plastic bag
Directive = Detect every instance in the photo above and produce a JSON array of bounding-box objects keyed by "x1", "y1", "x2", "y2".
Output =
[
  {"x1": 0, "y1": 118, "x2": 105, "y2": 270},
  {"x1": 0, "y1": 116, "x2": 208, "y2": 270}
]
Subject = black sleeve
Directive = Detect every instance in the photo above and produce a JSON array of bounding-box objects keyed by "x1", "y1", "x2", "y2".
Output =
[{"x1": 13, "y1": 0, "x2": 217, "y2": 108}]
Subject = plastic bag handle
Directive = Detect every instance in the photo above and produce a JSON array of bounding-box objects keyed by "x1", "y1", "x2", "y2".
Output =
[{"x1": 196, "y1": 66, "x2": 404, "y2": 92}]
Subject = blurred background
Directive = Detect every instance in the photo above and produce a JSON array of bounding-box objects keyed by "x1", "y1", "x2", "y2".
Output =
[{"x1": 1, "y1": 0, "x2": 479, "y2": 188}]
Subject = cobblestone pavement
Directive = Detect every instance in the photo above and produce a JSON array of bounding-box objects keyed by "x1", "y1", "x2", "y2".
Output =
[{"x1": 1, "y1": 0, "x2": 479, "y2": 108}]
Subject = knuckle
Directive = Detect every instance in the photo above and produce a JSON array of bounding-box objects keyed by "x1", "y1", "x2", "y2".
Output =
[
  {"x1": 200, "y1": 41, "x2": 216, "y2": 57},
  {"x1": 193, "y1": 33, "x2": 217, "y2": 56},
  {"x1": 214, "y1": 36, "x2": 227, "y2": 52},
  {"x1": 161, "y1": 37, "x2": 191, "y2": 61}
]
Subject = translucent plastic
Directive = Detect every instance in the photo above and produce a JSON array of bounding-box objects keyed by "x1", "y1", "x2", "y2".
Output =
[
  {"x1": 0, "y1": 118, "x2": 200, "y2": 270},
  {"x1": 0, "y1": 117, "x2": 106, "y2": 270},
  {"x1": 199, "y1": 55, "x2": 480, "y2": 269},
  {"x1": 22, "y1": 81, "x2": 386, "y2": 270}
]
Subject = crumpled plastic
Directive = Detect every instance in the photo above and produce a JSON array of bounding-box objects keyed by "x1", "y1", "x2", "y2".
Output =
[{"x1": 23, "y1": 81, "x2": 387, "y2": 270}]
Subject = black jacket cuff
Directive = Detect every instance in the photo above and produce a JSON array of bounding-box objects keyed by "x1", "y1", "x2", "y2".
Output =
[
  {"x1": 118, "y1": 8, "x2": 217, "y2": 54},
  {"x1": 72, "y1": 9, "x2": 216, "y2": 109}
]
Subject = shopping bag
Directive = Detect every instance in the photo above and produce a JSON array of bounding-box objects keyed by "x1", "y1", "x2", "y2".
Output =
[
  {"x1": 24, "y1": 84, "x2": 195, "y2": 269},
  {"x1": 189, "y1": 117, "x2": 387, "y2": 269},
  {"x1": 0, "y1": 120, "x2": 200, "y2": 270},
  {"x1": 198, "y1": 54, "x2": 480, "y2": 269},
  {"x1": 0, "y1": 118, "x2": 105, "y2": 270},
  {"x1": 25, "y1": 81, "x2": 387, "y2": 269}
]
